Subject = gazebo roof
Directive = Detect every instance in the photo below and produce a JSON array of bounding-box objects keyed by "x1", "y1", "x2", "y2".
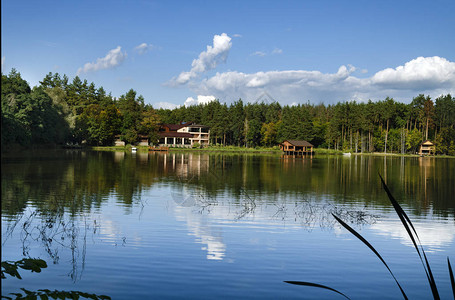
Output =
[
  {"x1": 420, "y1": 140, "x2": 434, "y2": 146},
  {"x1": 282, "y1": 140, "x2": 314, "y2": 147}
]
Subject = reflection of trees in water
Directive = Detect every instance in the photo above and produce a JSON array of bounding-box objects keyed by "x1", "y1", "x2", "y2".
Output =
[
  {"x1": 167, "y1": 153, "x2": 454, "y2": 217},
  {"x1": 2, "y1": 151, "x2": 453, "y2": 220},
  {"x1": 2, "y1": 207, "x2": 101, "y2": 282},
  {"x1": 171, "y1": 163, "x2": 379, "y2": 229}
]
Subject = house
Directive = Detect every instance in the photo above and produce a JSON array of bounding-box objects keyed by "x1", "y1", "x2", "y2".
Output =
[
  {"x1": 419, "y1": 140, "x2": 435, "y2": 156},
  {"x1": 114, "y1": 135, "x2": 125, "y2": 146},
  {"x1": 137, "y1": 135, "x2": 149, "y2": 146},
  {"x1": 158, "y1": 122, "x2": 210, "y2": 147},
  {"x1": 280, "y1": 140, "x2": 314, "y2": 155},
  {"x1": 114, "y1": 134, "x2": 148, "y2": 146}
]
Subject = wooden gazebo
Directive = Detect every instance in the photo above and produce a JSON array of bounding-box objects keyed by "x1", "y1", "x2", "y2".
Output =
[
  {"x1": 280, "y1": 140, "x2": 314, "y2": 155},
  {"x1": 418, "y1": 140, "x2": 435, "y2": 156}
]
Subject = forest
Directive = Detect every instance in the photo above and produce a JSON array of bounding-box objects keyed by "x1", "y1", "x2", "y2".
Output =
[{"x1": 2, "y1": 69, "x2": 455, "y2": 155}]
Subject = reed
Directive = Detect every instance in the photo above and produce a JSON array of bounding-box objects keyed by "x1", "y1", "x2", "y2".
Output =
[{"x1": 285, "y1": 174, "x2": 455, "y2": 299}]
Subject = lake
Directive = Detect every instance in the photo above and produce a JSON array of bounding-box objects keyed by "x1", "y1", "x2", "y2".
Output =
[{"x1": 1, "y1": 150, "x2": 454, "y2": 299}]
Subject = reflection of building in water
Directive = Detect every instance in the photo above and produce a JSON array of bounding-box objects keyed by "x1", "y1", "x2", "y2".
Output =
[
  {"x1": 137, "y1": 152, "x2": 149, "y2": 163},
  {"x1": 114, "y1": 151, "x2": 125, "y2": 162},
  {"x1": 280, "y1": 154, "x2": 313, "y2": 171},
  {"x1": 174, "y1": 206, "x2": 226, "y2": 260},
  {"x1": 419, "y1": 156, "x2": 435, "y2": 205},
  {"x1": 163, "y1": 153, "x2": 210, "y2": 179}
]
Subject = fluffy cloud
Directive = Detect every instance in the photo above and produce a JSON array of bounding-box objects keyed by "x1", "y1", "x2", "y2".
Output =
[
  {"x1": 1, "y1": 56, "x2": 4, "y2": 72},
  {"x1": 169, "y1": 33, "x2": 232, "y2": 85},
  {"x1": 190, "y1": 56, "x2": 455, "y2": 105},
  {"x1": 371, "y1": 56, "x2": 455, "y2": 89},
  {"x1": 154, "y1": 102, "x2": 181, "y2": 110},
  {"x1": 77, "y1": 46, "x2": 127, "y2": 75},
  {"x1": 135, "y1": 43, "x2": 154, "y2": 54},
  {"x1": 184, "y1": 95, "x2": 216, "y2": 107}
]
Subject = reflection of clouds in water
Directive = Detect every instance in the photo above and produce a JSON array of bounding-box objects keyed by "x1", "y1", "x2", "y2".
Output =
[
  {"x1": 175, "y1": 206, "x2": 226, "y2": 260},
  {"x1": 371, "y1": 218, "x2": 455, "y2": 251}
]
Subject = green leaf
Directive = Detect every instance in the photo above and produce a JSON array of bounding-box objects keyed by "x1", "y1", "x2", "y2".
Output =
[
  {"x1": 448, "y1": 257, "x2": 455, "y2": 299},
  {"x1": 332, "y1": 213, "x2": 408, "y2": 300},
  {"x1": 284, "y1": 281, "x2": 350, "y2": 299},
  {"x1": 379, "y1": 174, "x2": 439, "y2": 300}
]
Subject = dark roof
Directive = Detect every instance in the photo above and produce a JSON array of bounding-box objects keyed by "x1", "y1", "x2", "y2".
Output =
[
  {"x1": 282, "y1": 140, "x2": 314, "y2": 147},
  {"x1": 187, "y1": 124, "x2": 209, "y2": 128},
  {"x1": 163, "y1": 124, "x2": 187, "y2": 131},
  {"x1": 159, "y1": 132, "x2": 192, "y2": 138}
]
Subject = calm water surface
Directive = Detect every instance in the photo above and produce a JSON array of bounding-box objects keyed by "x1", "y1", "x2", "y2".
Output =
[{"x1": 2, "y1": 150, "x2": 454, "y2": 299}]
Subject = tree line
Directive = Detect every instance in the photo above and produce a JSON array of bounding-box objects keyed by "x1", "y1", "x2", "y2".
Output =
[{"x1": 2, "y1": 69, "x2": 455, "y2": 154}]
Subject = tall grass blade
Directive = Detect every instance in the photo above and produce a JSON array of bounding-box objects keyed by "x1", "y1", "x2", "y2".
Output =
[
  {"x1": 284, "y1": 281, "x2": 350, "y2": 299},
  {"x1": 332, "y1": 213, "x2": 408, "y2": 300},
  {"x1": 379, "y1": 174, "x2": 440, "y2": 300},
  {"x1": 449, "y1": 257, "x2": 455, "y2": 299}
]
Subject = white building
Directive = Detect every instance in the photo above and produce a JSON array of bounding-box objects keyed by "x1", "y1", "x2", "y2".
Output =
[{"x1": 158, "y1": 122, "x2": 210, "y2": 147}]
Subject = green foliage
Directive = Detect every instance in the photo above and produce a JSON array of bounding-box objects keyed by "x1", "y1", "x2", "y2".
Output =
[
  {"x1": 1, "y1": 258, "x2": 47, "y2": 279},
  {"x1": 406, "y1": 129, "x2": 422, "y2": 153},
  {"x1": 122, "y1": 128, "x2": 138, "y2": 145},
  {"x1": 2, "y1": 289, "x2": 111, "y2": 300},
  {"x1": 2, "y1": 68, "x2": 455, "y2": 155},
  {"x1": 2, "y1": 258, "x2": 110, "y2": 299},
  {"x1": 261, "y1": 122, "x2": 279, "y2": 146},
  {"x1": 435, "y1": 127, "x2": 455, "y2": 155}
]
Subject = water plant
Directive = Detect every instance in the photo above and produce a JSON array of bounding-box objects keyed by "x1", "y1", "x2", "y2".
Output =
[
  {"x1": 1, "y1": 258, "x2": 111, "y2": 300},
  {"x1": 285, "y1": 174, "x2": 455, "y2": 299}
]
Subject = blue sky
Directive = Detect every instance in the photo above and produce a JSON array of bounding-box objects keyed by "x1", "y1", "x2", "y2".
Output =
[{"x1": 2, "y1": 0, "x2": 454, "y2": 108}]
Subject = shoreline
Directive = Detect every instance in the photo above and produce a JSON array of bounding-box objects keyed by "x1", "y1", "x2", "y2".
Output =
[
  {"x1": 3, "y1": 144, "x2": 453, "y2": 158},
  {"x1": 87, "y1": 145, "x2": 455, "y2": 158}
]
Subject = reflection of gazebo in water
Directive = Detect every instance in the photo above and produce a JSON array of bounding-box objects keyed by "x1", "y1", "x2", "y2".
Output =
[{"x1": 280, "y1": 140, "x2": 314, "y2": 155}]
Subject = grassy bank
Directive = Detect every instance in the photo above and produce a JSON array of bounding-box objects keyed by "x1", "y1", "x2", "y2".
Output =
[
  {"x1": 87, "y1": 145, "x2": 454, "y2": 158},
  {"x1": 89, "y1": 145, "x2": 343, "y2": 155}
]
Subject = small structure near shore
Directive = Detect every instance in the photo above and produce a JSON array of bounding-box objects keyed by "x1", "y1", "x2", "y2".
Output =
[
  {"x1": 114, "y1": 135, "x2": 125, "y2": 147},
  {"x1": 280, "y1": 140, "x2": 314, "y2": 155},
  {"x1": 418, "y1": 140, "x2": 435, "y2": 156}
]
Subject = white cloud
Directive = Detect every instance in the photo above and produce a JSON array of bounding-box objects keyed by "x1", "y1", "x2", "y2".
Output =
[
  {"x1": 1, "y1": 56, "x2": 4, "y2": 72},
  {"x1": 251, "y1": 51, "x2": 266, "y2": 57},
  {"x1": 154, "y1": 101, "x2": 181, "y2": 110},
  {"x1": 252, "y1": 48, "x2": 283, "y2": 57},
  {"x1": 184, "y1": 95, "x2": 216, "y2": 107},
  {"x1": 135, "y1": 43, "x2": 154, "y2": 54},
  {"x1": 272, "y1": 48, "x2": 283, "y2": 54},
  {"x1": 371, "y1": 219, "x2": 455, "y2": 251},
  {"x1": 169, "y1": 33, "x2": 232, "y2": 85},
  {"x1": 77, "y1": 46, "x2": 127, "y2": 75},
  {"x1": 371, "y1": 56, "x2": 455, "y2": 89},
  {"x1": 189, "y1": 56, "x2": 455, "y2": 105}
]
